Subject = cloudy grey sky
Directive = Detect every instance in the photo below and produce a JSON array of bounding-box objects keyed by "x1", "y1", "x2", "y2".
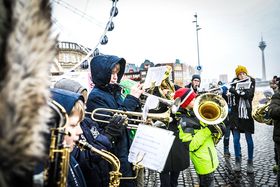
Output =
[{"x1": 52, "y1": 0, "x2": 280, "y2": 80}]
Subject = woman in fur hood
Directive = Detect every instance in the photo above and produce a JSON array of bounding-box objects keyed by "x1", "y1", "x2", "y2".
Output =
[{"x1": 0, "y1": 0, "x2": 56, "y2": 186}]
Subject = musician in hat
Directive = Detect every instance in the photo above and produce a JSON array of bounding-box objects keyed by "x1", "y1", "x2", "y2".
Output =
[
  {"x1": 228, "y1": 65, "x2": 255, "y2": 173},
  {"x1": 185, "y1": 74, "x2": 201, "y2": 94},
  {"x1": 174, "y1": 88, "x2": 225, "y2": 187}
]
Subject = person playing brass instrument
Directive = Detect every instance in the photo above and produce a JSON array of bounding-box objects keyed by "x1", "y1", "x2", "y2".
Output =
[
  {"x1": 86, "y1": 54, "x2": 143, "y2": 187},
  {"x1": 228, "y1": 65, "x2": 255, "y2": 173},
  {"x1": 185, "y1": 74, "x2": 201, "y2": 94},
  {"x1": 175, "y1": 88, "x2": 226, "y2": 187},
  {"x1": 34, "y1": 88, "x2": 87, "y2": 187}
]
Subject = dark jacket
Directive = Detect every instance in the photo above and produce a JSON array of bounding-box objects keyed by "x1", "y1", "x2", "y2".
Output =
[
  {"x1": 72, "y1": 117, "x2": 112, "y2": 187},
  {"x1": 86, "y1": 55, "x2": 141, "y2": 187},
  {"x1": 68, "y1": 156, "x2": 87, "y2": 187},
  {"x1": 162, "y1": 112, "x2": 190, "y2": 172},
  {"x1": 228, "y1": 77, "x2": 255, "y2": 133},
  {"x1": 268, "y1": 92, "x2": 280, "y2": 142}
]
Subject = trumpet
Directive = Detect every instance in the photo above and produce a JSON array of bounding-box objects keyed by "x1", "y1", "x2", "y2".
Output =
[{"x1": 86, "y1": 108, "x2": 172, "y2": 129}]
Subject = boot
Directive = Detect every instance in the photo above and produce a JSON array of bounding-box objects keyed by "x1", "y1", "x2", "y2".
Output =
[
  {"x1": 247, "y1": 160, "x2": 254, "y2": 174},
  {"x1": 234, "y1": 157, "x2": 241, "y2": 172},
  {"x1": 224, "y1": 146, "x2": 231, "y2": 158}
]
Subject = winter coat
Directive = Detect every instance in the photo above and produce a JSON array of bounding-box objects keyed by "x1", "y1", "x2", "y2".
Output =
[
  {"x1": 178, "y1": 110, "x2": 219, "y2": 175},
  {"x1": 161, "y1": 113, "x2": 190, "y2": 172},
  {"x1": 72, "y1": 117, "x2": 112, "y2": 187},
  {"x1": 228, "y1": 77, "x2": 255, "y2": 133},
  {"x1": 68, "y1": 156, "x2": 87, "y2": 187},
  {"x1": 86, "y1": 55, "x2": 141, "y2": 187},
  {"x1": 268, "y1": 92, "x2": 280, "y2": 142}
]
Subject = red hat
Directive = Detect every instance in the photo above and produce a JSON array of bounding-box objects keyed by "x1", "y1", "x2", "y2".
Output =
[{"x1": 174, "y1": 88, "x2": 197, "y2": 108}]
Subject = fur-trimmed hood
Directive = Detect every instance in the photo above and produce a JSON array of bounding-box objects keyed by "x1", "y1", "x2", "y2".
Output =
[{"x1": 0, "y1": 0, "x2": 56, "y2": 186}]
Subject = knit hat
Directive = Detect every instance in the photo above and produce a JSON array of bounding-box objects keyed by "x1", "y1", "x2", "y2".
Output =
[
  {"x1": 54, "y1": 78, "x2": 87, "y2": 94},
  {"x1": 192, "y1": 74, "x2": 201, "y2": 81},
  {"x1": 174, "y1": 88, "x2": 197, "y2": 109},
  {"x1": 235, "y1": 65, "x2": 248, "y2": 76}
]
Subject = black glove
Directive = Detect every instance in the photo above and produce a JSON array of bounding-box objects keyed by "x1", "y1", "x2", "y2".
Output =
[
  {"x1": 229, "y1": 87, "x2": 237, "y2": 95},
  {"x1": 104, "y1": 115, "x2": 126, "y2": 143},
  {"x1": 207, "y1": 123, "x2": 226, "y2": 136}
]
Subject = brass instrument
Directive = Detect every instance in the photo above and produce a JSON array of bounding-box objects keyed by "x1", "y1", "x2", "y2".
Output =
[
  {"x1": 193, "y1": 93, "x2": 228, "y2": 145},
  {"x1": 252, "y1": 98, "x2": 272, "y2": 125},
  {"x1": 86, "y1": 108, "x2": 172, "y2": 129},
  {"x1": 193, "y1": 93, "x2": 228, "y2": 125},
  {"x1": 44, "y1": 100, "x2": 71, "y2": 187},
  {"x1": 75, "y1": 140, "x2": 122, "y2": 187}
]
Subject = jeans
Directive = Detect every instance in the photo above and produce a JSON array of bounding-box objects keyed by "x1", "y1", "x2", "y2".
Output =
[
  {"x1": 198, "y1": 172, "x2": 215, "y2": 187},
  {"x1": 160, "y1": 171, "x2": 180, "y2": 187},
  {"x1": 233, "y1": 129, "x2": 254, "y2": 160},
  {"x1": 275, "y1": 143, "x2": 280, "y2": 185},
  {"x1": 223, "y1": 125, "x2": 231, "y2": 153}
]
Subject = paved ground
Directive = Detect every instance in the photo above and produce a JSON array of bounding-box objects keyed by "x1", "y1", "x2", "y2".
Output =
[{"x1": 143, "y1": 122, "x2": 277, "y2": 186}]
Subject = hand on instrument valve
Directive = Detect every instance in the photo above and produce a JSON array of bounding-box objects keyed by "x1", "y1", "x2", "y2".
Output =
[
  {"x1": 207, "y1": 123, "x2": 226, "y2": 145},
  {"x1": 130, "y1": 83, "x2": 144, "y2": 99},
  {"x1": 207, "y1": 123, "x2": 226, "y2": 136},
  {"x1": 104, "y1": 114, "x2": 126, "y2": 143}
]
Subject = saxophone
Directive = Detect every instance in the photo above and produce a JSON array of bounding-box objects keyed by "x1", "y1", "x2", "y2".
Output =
[
  {"x1": 75, "y1": 140, "x2": 122, "y2": 187},
  {"x1": 44, "y1": 100, "x2": 71, "y2": 187}
]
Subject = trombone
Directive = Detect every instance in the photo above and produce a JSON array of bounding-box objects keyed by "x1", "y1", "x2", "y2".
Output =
[{"x1": 85, "y1": 108, "x2": 172, "y2": 129}]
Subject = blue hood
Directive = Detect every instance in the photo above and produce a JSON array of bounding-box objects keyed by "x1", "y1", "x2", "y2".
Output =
[
  {"x1": 51, "y1": 88, "x2": 84, "y2": 115},
  {"x1": 90, "y1": 55, "x2": 126, "y2": 87}
]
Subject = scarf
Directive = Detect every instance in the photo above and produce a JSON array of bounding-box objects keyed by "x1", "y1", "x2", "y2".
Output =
[{"x1": 238, "y1": 97, "x2": 250, "y2": 119}]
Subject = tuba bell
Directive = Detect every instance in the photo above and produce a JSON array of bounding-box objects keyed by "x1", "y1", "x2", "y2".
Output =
[
  {"x1": 193, "y1": 93, "x2": 228, "y2": 125},
  {"x1": 252, "y1": 98, "x2": 272, "y2": 125}
]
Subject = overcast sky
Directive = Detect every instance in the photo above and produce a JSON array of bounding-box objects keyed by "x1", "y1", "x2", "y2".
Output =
[{"x1": 52, "y1": 0, "x2": 280, "y2": 81}]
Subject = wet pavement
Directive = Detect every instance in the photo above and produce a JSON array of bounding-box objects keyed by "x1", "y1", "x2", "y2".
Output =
[{"x1": 144, "y1": 122, "x2": 277, "y2": 186}]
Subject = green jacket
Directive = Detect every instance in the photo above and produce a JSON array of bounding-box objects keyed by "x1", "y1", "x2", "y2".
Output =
[{"x1": 178, "y1": 110, "x2": 219, "y2": 175}]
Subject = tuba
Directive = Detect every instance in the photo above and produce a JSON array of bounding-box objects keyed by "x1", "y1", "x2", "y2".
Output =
[
  {"x1": 75, "y1": 140, "x2": 122, "y2": 187},
  {"x1": 43, "y1": 100, "x2": 71, "y2": 187},
  {"x1": 193, "y1": 93, "x2": 228, "y2": 125},
  {"x1": 193, "y1": 93, "x2": 228, "y2": 145},
  {"x1": 252, "y1": 98, "x2": 272, "y2": 125}
]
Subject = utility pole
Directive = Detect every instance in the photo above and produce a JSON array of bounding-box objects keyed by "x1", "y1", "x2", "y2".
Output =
[{"x1": 193, "y1": 13, "x2": 202, "y2": 74}]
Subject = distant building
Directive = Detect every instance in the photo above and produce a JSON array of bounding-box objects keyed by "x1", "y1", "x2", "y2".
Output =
[
  {"x1": 139, "y1": 59, "x2": 154, "y2": 70},
  {"x1": 55, "y1": 41, "x2": 91, "y2": 72}
]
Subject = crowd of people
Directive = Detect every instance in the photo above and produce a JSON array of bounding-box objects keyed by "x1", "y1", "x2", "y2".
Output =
[{"x1": 1, "y1": 1, "x2": 279, "y2": 186}]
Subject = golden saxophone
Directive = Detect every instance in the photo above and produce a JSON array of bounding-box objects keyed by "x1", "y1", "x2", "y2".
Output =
[
  {"x1": 75, "y1": 140, "x2": 122, "y2": 187},
  {"x1": 44, "y1": 100, "x2": 71, "y2": 187}
]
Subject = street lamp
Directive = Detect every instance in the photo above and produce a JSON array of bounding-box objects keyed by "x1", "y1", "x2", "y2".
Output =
[{"x1": 193, "y1": 13, "x2": 202, "y2": 74}]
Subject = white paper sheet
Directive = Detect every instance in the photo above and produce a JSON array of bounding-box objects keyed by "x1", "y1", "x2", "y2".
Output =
[
  {"x1": 128, "y1": 124, "x2": 175, "y2": 172},
  {"x1": 143, "y1": 66, "x2": 167, "y2": 89}
]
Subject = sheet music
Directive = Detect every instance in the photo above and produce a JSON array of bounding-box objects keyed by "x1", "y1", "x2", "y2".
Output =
[
  {"x1": 236, "y1": 82, "x2": 251, "y2": 90},
  {"x1": 128, "y1": 124, "x2": 175, "y2": 172},
  {"x1": 143, "y1": 66, "x2": 167, "y2": 89}
]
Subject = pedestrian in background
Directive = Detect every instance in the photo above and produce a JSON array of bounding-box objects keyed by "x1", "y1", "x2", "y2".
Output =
[
  {"x1": 228, "y1": 65, "x2": 255, "y2": 173},
  {"x1": 268, "y1": 81, "x2": 280, "y2": 185},
  {"x1": 218, "y1": 81, "x2": 232, "y2": 157}
]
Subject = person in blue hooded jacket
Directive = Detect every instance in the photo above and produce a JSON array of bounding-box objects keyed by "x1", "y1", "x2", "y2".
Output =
[
  {"x1": 34, "y1": 88, "x2": 87, "y2": 187},
  {"x1": 86, "y1": 54, "x2": 143, "y2": 187}
]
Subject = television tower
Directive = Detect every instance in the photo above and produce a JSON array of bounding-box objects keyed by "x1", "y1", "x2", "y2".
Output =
[{"x1": 258, "y1": 36, "x2": 267, "y2": 80}]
